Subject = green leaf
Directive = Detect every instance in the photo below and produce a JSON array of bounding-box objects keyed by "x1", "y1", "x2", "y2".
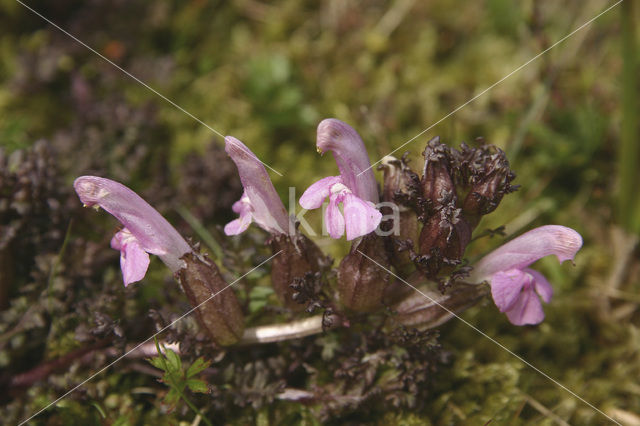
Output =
[
  {"x1": 161, "y1": 372, "x2": 175, "y2": 386},
  {"x1": 186, "y1": 357, "x2": 211, "y2": 378},
  {"x1": 186, "y1": 378, "x2": 209, "y2": 394},
  {"x1": 164, "y1": 348, "x2": 182, "y2": 373},
  {"x1": 146, "y1": 356, "x2": 167, "y2": 372},
  {"x1": 248, "y1": 285, "x2": 274, "y2": 313},
  {"x1": 249, "y1": 299, "x2": 268, "y2": 313},
  {"x1": 249, "y1": 285, "x2": 274, "y2": 298}
]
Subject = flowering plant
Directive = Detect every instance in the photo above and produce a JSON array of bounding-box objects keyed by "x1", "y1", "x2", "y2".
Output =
[{"x1": 75, "y1": 118, "x2": 581, "y2": 335}]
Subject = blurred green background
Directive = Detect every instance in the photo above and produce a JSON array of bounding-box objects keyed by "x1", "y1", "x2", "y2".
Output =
[{"x1": 1, "y1": 0, "x2": 638, "y2": 424}]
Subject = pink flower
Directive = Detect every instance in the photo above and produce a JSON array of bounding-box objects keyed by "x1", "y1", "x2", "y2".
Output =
[
  {"x1": 469, "y1": 225, "x2": 583, "y2": 325},
  {"x1": 74, "y1": 176, "x2": 191, "y2": 286},
  {"x1": 299, "y1": 119, "x2": 382, "y2": 240},
  {"x1": 224, "y1": 136, "x2": 290, "y2": 236}
]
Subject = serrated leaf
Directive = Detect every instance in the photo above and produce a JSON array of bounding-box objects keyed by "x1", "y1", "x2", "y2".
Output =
[
  {"x1": 186, "y1": 378, "x2": 209, "y2": 393},
  {"x1": 164, "y1": 348, "x2": 182, "y2": 372},
  {"x1": 186, "y1": 357, "x2": 211, "y2": 378},
  {"x1": 146, "y1": 356, "x2": 166, "y2": 371}
]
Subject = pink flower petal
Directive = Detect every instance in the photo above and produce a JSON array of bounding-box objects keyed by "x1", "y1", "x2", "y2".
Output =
[
  {"x1": 342, "y1": 193, "x2": 382, "y2": 241},
  {"x1": 470, "y1": 225, "x2": 583, "y2": 282},
  {"x1": 110, "y1": 230, "x2": 125, "y2": 251},
  {"x1": 111, "y1": 229, "x2": 150, "y2": 286},
  {"x1": 325, "y1": 193, "x2": 345, "y2": 239},
  {"x1": 224, "y1": 211, "x2": 253, "y2": 236},
  {"x1": 316, "y1": 119, "x2": 379, "y2": 203},
  {"x1": 225, "y1": 136, "x2": 290, "y2": 234},
  {"x1": 231, "y1": 193, "x2": 252, "y2": 215},
  {"x1": 299, "y1": 176, "x2": 342, "y2": 209},
  {"x1": 74, "y1": 176, "x2": 190, "y2": 273},
  {"x1": 504, "y1": 287, "x2": 545, "y2": 326},
  {"x1": 526, "y1": 268, "x2": 553, "y2": 303},
  {"x1": 121, "y1": 240, "x2": 150, "y2": 286},
  {"x1": 490, "y1": 269, "x2": 529, "y2": 312}
]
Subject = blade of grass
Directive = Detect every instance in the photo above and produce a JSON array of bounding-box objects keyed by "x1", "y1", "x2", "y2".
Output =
[
  {"x1": 47, "y1": 220, "x2": 73, "y2": 310},
  {"x1": 618, "y1": 0, "x2": 639, "y2": 233},
  {"x1": 175, "y1": 205, "x2": 223, "y2": 259}
]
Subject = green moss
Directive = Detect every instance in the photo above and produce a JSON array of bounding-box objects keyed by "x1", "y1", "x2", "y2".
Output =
[{"x1": 0, "y1": 1, "x2": 636, "y2": 424}]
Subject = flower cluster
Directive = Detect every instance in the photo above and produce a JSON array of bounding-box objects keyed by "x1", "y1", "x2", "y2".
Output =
[{"x1": 74, "y1": 118, "x2": 582, "y2": 338}]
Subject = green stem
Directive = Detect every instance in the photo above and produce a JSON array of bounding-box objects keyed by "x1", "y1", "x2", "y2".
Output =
[
  {"x1": 618, "y1": 0, "x2": 639, "y2": 233},
  {"x1": 173, "y1": 388, "x2": 212, "y2": 426}
]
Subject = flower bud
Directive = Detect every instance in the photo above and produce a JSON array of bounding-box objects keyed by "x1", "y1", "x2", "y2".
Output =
[
  {"x1": 417, "y1": 203, "x2": 471, "y2": 277},
  {"x1": 421, "y1": 137, "x2": 455, "y2": 208},
  {"x1": 337, "y1": 234, "x2": 390, "y2": 312},
  {"x1": 175, "y1": 252, "x2": 244, "y2": 346},
  {"x1": 461, "y1": 146, "x2": 516, "y2": 228},
  {"x1": 379, "y1": 155, "x2": 420, "y2": 274},
  {"x1": 269, "y1": 232, "x2": 327, "y2": 311},
  {"x1": 380, "y1": 155, "x2": 420, "y2": 205},
  {"x1": 419, "y1": 203, "x2": 471, "y2": 258}
]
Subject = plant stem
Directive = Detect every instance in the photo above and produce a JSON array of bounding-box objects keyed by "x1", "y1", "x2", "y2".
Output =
[
  {"x1": 618, "y1": 0, "x2": 639, "y2": 233},
  {"x1": 240, "y1": 315, "x2": 326, "y2": 344},
  {"x1": 174, "y1": 390, "x2": 211, "y2": 426}
]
